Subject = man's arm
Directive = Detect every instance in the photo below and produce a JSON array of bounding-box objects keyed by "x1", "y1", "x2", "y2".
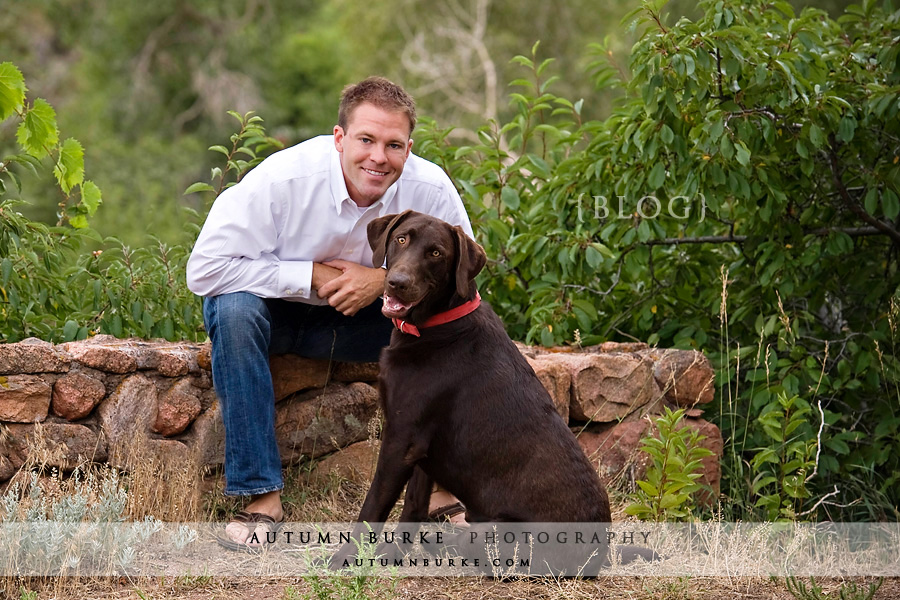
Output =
[
  {"x1": 314, "y1": 261, "x2": 386, "y2": 316},
  {"x1": 186, "y1": 167, "x2": 315, "y2": 301}
]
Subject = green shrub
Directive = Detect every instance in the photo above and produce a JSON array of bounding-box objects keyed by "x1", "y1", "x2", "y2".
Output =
[
  {"x1": 626, "y1": 407, "x2": 714, "y2": 521},
  {"x1": 1, "y1": 63, "x2": 280, "y2": 343}
]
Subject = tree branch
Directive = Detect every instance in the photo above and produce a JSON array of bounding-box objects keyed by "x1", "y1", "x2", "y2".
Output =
[
  {"x1": 827, "y1": 138, "x2": 900, "y2": 247},
  {"x1": 641, "y1": 227, "x2": 887, "y2": 246}
]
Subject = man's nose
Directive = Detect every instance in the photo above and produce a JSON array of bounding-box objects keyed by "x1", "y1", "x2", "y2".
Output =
[{"x1": 369, "y1": 143, "x2": 386, "y2": 164}]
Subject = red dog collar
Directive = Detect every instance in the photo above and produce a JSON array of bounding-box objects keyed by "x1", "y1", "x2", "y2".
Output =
[{"x1": 393, "y1": 292, "x2": 481, "y2": 337}]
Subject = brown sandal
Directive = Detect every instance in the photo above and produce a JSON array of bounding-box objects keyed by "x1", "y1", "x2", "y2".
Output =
[
  {"x1": 427, "y1": 501, "x2": 467, "y2": 523},
  {"x1": 216, "y1": 510, "x2": 284, "y2": 552}
]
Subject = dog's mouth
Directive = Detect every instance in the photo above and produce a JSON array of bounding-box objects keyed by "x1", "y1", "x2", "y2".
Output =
[{"x1": 381, "y1": 293, "x2": 420, "y2": 319}]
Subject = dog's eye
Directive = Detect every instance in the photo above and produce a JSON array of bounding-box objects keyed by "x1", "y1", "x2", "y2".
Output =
[
  {"x1": 431, "y1": 250, "x2": 441, "y2": 257},
  {"x1": 397, "y1": 236, "x2": 407, "y2": 245}
]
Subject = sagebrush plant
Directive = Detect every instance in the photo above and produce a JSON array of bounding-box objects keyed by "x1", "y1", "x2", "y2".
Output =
[
  {"x1": 626, "y1": 407, "x2": 714, "y2": 521},
  {"x1": 0, "y1": 470, "x2": 160, "y2": 587},
  {"x1": 416, "y1": 0, "x2": 900, "y2": 520}
]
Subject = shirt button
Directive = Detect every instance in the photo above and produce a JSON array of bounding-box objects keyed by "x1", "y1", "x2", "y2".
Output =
[{"x1": 284, "y1": 289, "x2": 293, "y2": 295}]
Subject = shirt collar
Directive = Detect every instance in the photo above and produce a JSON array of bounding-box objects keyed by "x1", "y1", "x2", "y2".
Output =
[{"x1": 329, "y1": 138, "x2": 400, "y2": 217}]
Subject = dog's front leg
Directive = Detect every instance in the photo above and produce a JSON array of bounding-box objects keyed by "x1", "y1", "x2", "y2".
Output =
[
  {"x1": 330, "y1": 431, "x2": 425, "y2": 568},
  {"x1": 371, "y1": 465, "x2": 432, "y2": 562}
]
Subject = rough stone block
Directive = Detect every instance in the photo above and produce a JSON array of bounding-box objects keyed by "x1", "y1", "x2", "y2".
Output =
[
  {"x1": 275, "y1": 382, "x2": 378, "y2": 463},
  {"x1": 269, "y1": 354, "x2": 331, "y2": 402},
  {"x1": 563, "y1": 354, "x2": 660, "y2": 422},
  {"x1": 3, "y1": 422, "x2": 107, "y2": 472},
  {"x1": 525, "y1": 355, "x2": 571, "y2": 421},
  {"x1": 652, "y1": 349, "x2": 716, "y2": 407},
  {"x1": 311, "y1": 440, "x2": 380, "y2": 486},
  {"x1": 152, "y1": 347, "x2": 196, "y2": 377},
  {"x1": 95, "y1": 374, "x2": 158, "y2": 467},
  {"x1": 0, "y1": 338, "x2": 70, "y2": 375},
  {"x1": 154, "y1": 379, "x2": 202, "y2": 437},
  {"x1": 52, "y1": 371, "x2": 106, "y2": 421},
  {"x1": 64, "y1": 337, "x2": 139, "y2": 374},
  {"x1": 0, "y1": 374, "x2": 52, "y2": 423},
  {"x1": 577, "y1": 420, "x2": 652, "y2": 485},
  {"x1": 182, "y1": 400, "x2": 225, "y2": 467}
]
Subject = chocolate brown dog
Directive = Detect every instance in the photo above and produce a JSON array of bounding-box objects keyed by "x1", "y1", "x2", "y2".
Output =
[{"x1": 331, "y1": 210, "x2": 618, "y2": 572}]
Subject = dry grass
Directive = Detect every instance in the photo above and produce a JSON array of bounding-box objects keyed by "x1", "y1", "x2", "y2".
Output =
[
  {"x1": 2, "y1": 414, "x2": 895, "y2": 599},
  {"x1": 4, "y1": 574, "x2": 897, "y2": 600}
]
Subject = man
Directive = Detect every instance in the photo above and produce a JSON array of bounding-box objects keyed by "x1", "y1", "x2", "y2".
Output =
[{"x1": 187, "y1": 76, "x2": 471, "y2": 548}]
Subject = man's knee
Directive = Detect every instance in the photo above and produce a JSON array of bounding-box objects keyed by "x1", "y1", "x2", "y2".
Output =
[{"x1": 204, "y1": 292, "x2": 271, "y2": 345}]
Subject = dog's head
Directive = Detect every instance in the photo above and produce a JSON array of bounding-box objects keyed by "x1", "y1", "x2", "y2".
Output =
[{"x1": 367, "y1": 210, "x2": 486, "y2": 324}]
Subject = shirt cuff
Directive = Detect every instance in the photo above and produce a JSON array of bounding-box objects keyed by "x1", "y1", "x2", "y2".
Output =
[{"x1": 277, "y1": 260, "x2": 313, "y2": 299}]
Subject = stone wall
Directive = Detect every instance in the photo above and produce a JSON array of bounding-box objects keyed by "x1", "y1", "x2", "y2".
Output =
[{"x1": 0, "y1": 335, "x2": 721, "y2": 497}]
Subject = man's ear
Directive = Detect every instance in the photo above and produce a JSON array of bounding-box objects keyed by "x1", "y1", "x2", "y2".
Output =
[
  {"x1": 453, "y1": 227, "x2": 487, "y2": 298},
  {"x1": 368, "y1": 210, "x2": 414, "y2": 267},
  {"x1": 333, "y1": 125, "x2": 345, "y2": 152}
]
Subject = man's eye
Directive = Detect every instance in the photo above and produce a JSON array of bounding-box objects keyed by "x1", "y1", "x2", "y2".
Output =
[{"x1": 397, "y1": 236, "x2": 407, "y2": 245}]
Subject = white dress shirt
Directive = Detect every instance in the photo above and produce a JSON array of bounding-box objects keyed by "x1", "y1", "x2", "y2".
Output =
[{"x1": 186, "y1": 135, "x2": 473, "y2": 304}]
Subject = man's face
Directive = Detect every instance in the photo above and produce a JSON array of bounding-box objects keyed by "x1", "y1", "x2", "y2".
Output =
[{"x1": 334, "y1": 103, "x2": 413, "y2": 207}]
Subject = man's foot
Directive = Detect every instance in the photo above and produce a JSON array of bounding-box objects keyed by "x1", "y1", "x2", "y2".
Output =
[
  {"x1": 220, "y1": 491, "x2": 284, "y2": 549},
  {"x1": 428, "y1": 488, "x2": 468, "y2": 526}
]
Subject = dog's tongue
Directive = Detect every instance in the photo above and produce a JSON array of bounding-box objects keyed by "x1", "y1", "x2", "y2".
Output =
[{"x1": 382, "y1": 294, "x2": 412, "y2": 318}]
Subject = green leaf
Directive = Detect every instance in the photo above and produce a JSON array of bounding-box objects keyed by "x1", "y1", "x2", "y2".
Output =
[
  {"x1": 16, "y1": 98, "x2": 59, "y2": 158},
  {"x1": 68, "y1": 214, "x2": 89, "y2": 229},
  {"x1": 864, "y1": 188, "x2": 879, "y2": 215},
  {"x1": 647, "y1": 162, "x2": 666, "y2": 189},
  {"x1": 735, "y1": 142, "x2": 751, "y2": 166},
  {"x1": 719, "y1": 135, "x2": 734, "y2": 160},
  {"x1": 572, "y1": 299, "x2": 598, "y2": 321},
  {"x1": 81, "y1": 181, "x2": 102, "y2": 216},
  {"x1": 184, "y1": 182, "x2": 216, "y2": 195},
  {"x1": 160, "y1": 317, "x2": 175, "y2": 341},
  {"x1": 1, "y1": 257, "x2": 11, "y2": 286},
  {"x1": 540, "y1": 325, "x2": 555, "y2": 347},
  {"x1": 636, "y1": 480, "x2": 659, "y2": 496},
  {"x1": 660, "y1": 124, "x2": 674, "y2": 145},
  {"x1": 111, "y1": 314, "x2": 123, "y2": 337},
  {"x1": 500, "y1": 186, "x2": 521, "y2": 210},
  {"x1": 585, "y1": 245, "x2": 603, "y2": 269},
  {"x1": 883, "y1": 189, "x2": 899, "y2": 220},
  {"x1": 836, "y1": 116, "x2": 856, "y2": 143},
  {"x1": 526, "y1": 155, "x2": 552, "y2": 179},
  {"x1": 808, "y1": 123, "x2": 825, "y2": 148},
  {"x1": 53, "y1": 138, "x2": 85, "y2": 194},
  {"x1": 63, "y1": 320, "x2": 79, "y2": 342},
  {"x1": 0, "y1": 62, "x2": 26, "y2": 121}
]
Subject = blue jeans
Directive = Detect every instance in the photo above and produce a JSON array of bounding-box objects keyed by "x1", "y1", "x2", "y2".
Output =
[{"x1": 203, "y1": 292, "x2": 393, "y2": 496}]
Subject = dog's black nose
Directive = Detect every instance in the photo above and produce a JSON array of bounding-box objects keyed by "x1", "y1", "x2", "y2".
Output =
[{"x1": 386, "y1": 272, "x2": 412, "y2": 293}]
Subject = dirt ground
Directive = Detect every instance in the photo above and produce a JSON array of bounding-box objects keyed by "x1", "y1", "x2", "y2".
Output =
[{"x1": 6, "y1": 575, "x2": 896, "y2": 600}]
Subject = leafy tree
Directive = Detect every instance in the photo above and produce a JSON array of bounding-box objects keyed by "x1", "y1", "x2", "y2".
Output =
[{"x1": 417, "y1": 0, "x2": 900, "y2": 519}]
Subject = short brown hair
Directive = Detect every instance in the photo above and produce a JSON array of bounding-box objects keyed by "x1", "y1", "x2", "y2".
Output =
[{"x1": 338, "y1": 76, "x2": 417, "y2": 134}]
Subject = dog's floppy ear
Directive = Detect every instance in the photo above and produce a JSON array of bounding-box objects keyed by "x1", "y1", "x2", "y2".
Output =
[
  {"x1": 368, "y1": 210, "x2": 414, "y2": 267},
  {"x1": 453, "y1": 227, "x2": 487, "y2": 298}
]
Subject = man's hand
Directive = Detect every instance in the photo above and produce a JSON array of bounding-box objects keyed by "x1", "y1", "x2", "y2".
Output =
[{"x1": 314, "y1": 260, "x2": 386, "y2": 316}]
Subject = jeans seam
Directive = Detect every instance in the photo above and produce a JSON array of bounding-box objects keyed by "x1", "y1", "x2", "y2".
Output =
[{"x1": 223, "y1": 483, "x2": 284, "y2": 497}]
